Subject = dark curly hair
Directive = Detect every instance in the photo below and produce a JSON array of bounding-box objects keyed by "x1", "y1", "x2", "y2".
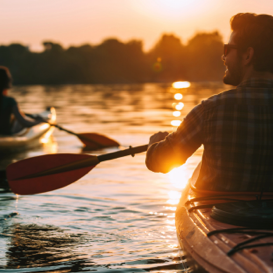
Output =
[
  {"x1": 0, "y1": 66, "x2": 12, "y2": 112},
  {"x1": 230, "y1": 13, "x2": 273, "y2": 73},
  {"x1": 0, "y1": 66, "x2": 12, "y2": 93}
]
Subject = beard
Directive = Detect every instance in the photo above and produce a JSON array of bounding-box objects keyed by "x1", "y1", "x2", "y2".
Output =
[{"x1": 223, "y1": 58, "x2": 243, "y2": 86}]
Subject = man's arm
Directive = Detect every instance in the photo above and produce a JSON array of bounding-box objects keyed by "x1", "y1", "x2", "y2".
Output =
[{"x1": 145, "y1": 103, "x2": 204, "y2": 173}]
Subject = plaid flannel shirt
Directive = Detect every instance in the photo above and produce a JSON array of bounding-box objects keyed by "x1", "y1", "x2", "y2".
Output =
[{"x1": 146, "y1": 78, "x2": 273, "y2": 192}]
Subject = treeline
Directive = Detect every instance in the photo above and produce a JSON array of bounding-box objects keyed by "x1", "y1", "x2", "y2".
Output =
[{"x1": 0, "y1": 31, "x2": 225, "y2": 85}]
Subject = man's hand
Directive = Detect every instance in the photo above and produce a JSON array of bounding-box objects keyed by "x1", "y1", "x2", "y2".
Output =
[{"x1": 148, "y1": 131, "x2": 169, "y2": 147}]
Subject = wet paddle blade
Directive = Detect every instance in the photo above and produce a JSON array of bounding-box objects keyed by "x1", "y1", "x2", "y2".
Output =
[
  {"x1": 78, "y1": 133, "x2": 120, "y2": 149},
  {"x1": 7, "y1": 154, "x2": 99, "y2": 195}
]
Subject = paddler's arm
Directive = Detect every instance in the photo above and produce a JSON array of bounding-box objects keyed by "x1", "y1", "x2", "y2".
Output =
[
  {"x1": 12, "y1": 104, "x2": 43, "y2": 127},
  {"x1": 145, "y1": 103, "x2": 204, "y2": 173}
]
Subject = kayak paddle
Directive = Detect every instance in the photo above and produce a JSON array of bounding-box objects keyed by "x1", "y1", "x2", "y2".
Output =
[
  {"x1": 27, "y1": 113, "x2": 120, "y2": 149},
  {"x1": 7, "y1": 144, "x2": 148, "y2": 195},
  {"x1": 51, "y1": 125, "x2": 120, "y2": 149}
]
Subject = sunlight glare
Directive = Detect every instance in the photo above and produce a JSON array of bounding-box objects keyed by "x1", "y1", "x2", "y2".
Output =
[
  {"x1": 130, "y1": 0, "x2": 205, "y2": 19},
  {"x1": 171, "y1": 120, "x2": 182, "y2": 127},
  {"x1": 166, "y1": 219, "x2": 175, "y2": 225},
  {"x1": 43, "y1": 138, "x2": 58, "y2": 154},
  {"x1": 167, "y1": 164, "x2": 191, "y2": 190},
  {"x1": 175, "y1": 102, "x2": 184, "y2": 110},
  {"x1": 167, "y1": 190, "x2": 181, "y2": 205},
  {"x1": 172, "y1": 81, "x2": 191, "y2": 89},
  {"x1": 174, "y1": 93, "x2": 183, "y2": 100},
  {"x1": 173, "y1": 111, "x2": 181, "y2": 117},
  {"x1": 40, "y1": 124, "x2": 54, "y2": 144},
  {"x1": 40, "y1": 127, "x2": 54, "y2": 144}
]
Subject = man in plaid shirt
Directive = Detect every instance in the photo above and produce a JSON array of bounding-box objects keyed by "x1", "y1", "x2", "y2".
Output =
[{"x1": 145, "y1": 13, "x2": 273, "y2": 192}]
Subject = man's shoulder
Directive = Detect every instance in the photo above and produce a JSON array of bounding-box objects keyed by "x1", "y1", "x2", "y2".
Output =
[{"x1": 202, "y1": 88, "x2": 237, "y2": 108}]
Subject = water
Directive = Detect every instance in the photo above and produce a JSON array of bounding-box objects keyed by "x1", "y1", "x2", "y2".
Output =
[{"x1": 0, "y1": 82, "x2": 225, "y2": 272}]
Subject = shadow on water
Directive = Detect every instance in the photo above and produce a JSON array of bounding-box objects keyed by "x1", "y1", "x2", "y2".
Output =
[
  {"x1": 3, "y1": 223, "x2": 95, "y2": 271},
  {"x1": 1, "y1": 222, "x2": 186, "y2": 272}
]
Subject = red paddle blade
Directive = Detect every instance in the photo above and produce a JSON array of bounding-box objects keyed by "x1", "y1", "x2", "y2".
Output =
[
  {"x1": 7, "y1": 154, "x2": 99, "y2": 195},
  {"x1": 78, "y1": 133, "x2": 120, "y2": 149}
]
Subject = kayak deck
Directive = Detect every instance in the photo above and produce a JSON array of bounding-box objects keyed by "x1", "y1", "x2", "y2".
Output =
[
  {"x1": 175, "y1": 163, "x2": 273, "y2": 273},
  {"x1": 0, "y1": 107, "x2": 56, "y2": 153}
]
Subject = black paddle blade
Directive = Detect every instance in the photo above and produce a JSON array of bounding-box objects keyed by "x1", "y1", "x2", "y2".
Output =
[{"x1": 7, "y1": 153, "x2": 99, "y2": 195}]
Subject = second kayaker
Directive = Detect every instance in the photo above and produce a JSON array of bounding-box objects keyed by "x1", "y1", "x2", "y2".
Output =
[
  {"x1": 146, "y1": 13, "x2": 273, "y2": 192},
  {"x1": 0, "y1": 66, "x2": 43, "y2": 135}
]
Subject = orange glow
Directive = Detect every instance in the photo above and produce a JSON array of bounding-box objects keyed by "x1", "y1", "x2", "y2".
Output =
[
  {"x1": 167, "y1": 165, "x2": 191, "y2": 190},
  {"x1": 173, "y1": 111, "x2": 181, "y2": 117},
  {"x1": 174, "y1": 93, "x2": 183, "y2": 100},
  {"x1": 171, "y1": 120, "x2": 181, "y2": 127},
  {"x1": 130, "y1": 0, "x2": 210, "y2": 21},
  {"x1": 175, "y1": 102, "x2": 184, "y2": 110},
  {"x1": 42, "y1": 136, "x2": 58, "y2": 154},
  {"x1": 172, "y1": 81, "x2": 191, "y2": 89},
  {"x1": 153, "y1": 61, "x2": 162, "y2": 72},
  {"x1": 166, "y1": 219, "x2": 175, "y2": 225},
  {"x1": 40, "y1": 126, "x2": 54, "y2": 144},
  {"x1": 2, "y1": 1, "x2": 264, "y2": 53},
  {"x1": 166, "y1": 190, "x2": 181, "y2": 205}
]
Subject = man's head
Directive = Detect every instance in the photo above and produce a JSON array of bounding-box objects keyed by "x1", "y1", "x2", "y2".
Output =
[
  {"x1": 0, "y1": 66, "x2": 12, "y2": 94},
  {"x1": 223, "y1": 13, "x2": 273, "y2": 86}
]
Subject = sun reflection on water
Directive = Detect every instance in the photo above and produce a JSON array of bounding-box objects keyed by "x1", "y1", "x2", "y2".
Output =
[
  {"x1": 171, "y1": 120, "x2": 182, "y2": 127},
  {"x1": 174, "y1": 93, "x2": 183, "y2": 100},
  {"x1": 175, "y1": 102, "x2": 184, "y2": 110},
  {"x1": 167, "y1": 164, "x2": 191, "y2": 190},
  {"x1": 172, "y1": 81, "x2": 191, "y2": 89},
  {"x1": 166, "y1": 190, "x2": 181, "y2": 205},
  {"x1": 40, "y1": 127, "x2": 54, "y2": 143},
  {"x1": 171, "y1": 83, "x2": 187, "y2": 127},
  {"x1": 172, "y1": 111, "x2": 181, "y2": 117}
]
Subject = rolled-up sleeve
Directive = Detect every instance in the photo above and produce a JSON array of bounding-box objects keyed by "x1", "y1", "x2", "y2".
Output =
[{"x1": 145, "y1": 102, "x2": 204, "y2": 173}]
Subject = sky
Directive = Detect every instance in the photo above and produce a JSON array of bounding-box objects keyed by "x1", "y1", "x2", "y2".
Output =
[{"x1": 1, "y1": 0, "x2": 273, "y2": 52}]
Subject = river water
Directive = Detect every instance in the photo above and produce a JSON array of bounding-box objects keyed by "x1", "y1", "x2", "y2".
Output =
[{"x1": 0, "y1": 82, "x2": 226, "y2": 272}]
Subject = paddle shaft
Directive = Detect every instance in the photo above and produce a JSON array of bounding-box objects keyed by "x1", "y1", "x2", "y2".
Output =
[
  {"x1": 10, "y1": 144, "x2": 149, "y2": 181},
  {"x1": 28, "y1": 114, "x2": 104, "y2": 147},
  {"x1": 98, "y1": 144, "x2": 149, "y2": 162},
  {"x1": 38, "y1": 144, "x2": 150, "y2": 176},
  {"x1": 27, "y1": 113, "x2": 75, "y2": 134}
]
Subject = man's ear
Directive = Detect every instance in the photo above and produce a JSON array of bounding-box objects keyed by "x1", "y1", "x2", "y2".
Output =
[{"x1": 243, "y1": 47, "x2": 254, "y2": 66}]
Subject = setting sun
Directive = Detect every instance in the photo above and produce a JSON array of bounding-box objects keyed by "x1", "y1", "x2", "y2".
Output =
[
  {"x1": 155, "y1": 0, "x2": 191, "y2": 13},
  {"x1": 130, "y1": 0, "x2": 210, "y2": 20}
]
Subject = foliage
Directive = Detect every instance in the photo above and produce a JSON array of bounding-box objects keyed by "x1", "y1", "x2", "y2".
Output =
[{"x1": 0, "y1": 32, "x2": 225, "y2": 84}]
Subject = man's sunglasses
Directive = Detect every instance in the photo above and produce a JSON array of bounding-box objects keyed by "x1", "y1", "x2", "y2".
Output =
[{"x1": 223, "y1": 44, "x2": 239, "y2": 57}]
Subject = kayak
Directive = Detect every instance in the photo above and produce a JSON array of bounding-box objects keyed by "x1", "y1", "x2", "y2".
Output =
[
  {"x1": 0, "y1": 107, "x2": 56, "y2": 154},
  {"x1": 176, "y1": 163, "x2": 273, "y2": 273}
]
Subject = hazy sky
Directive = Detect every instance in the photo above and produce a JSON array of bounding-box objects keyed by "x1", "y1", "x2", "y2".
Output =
[{"x1": 1, "y1": 0, "x2": 273, "y2": 51}]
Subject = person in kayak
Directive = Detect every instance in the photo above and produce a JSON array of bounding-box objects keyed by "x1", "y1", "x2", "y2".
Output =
[
  {"x1": 145, "y1": 13, "x2": 273, "y2": 192},
  {"x1": 0, "y1": 66, "x2": 43, "y2": 135}
]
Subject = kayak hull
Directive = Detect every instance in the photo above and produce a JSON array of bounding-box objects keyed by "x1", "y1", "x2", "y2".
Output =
[
  {"x1": 175, "y1": 163, "x2": 273, "y2": 273},
  {"x1": 0, "y1": 107, "x2": 56, "y2": 154}
]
